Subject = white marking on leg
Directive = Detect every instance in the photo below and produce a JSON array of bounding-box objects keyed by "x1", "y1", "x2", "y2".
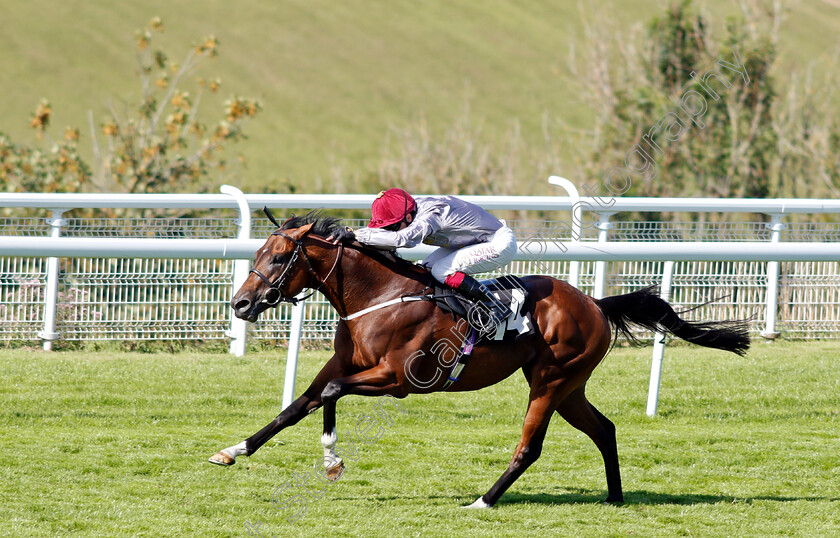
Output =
[
  {"x1": 221, "y1": 440, "x2": 248, "y2": 461},
  {"x1": 464, "y1": 497, "x2": 491, "y2": 509},
  {"x1": 321, "y1": 428, "x2": 343, "y2": 467}
]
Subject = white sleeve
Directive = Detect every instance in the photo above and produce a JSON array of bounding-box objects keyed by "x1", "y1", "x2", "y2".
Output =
[{"x1": 354, "y1": 210, "x2": 441, "y2": 249}]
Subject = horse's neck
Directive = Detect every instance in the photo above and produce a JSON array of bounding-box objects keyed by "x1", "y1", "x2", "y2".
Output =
[{"x1": 320, "y1": 246, "x2": 428, "y2": 316}]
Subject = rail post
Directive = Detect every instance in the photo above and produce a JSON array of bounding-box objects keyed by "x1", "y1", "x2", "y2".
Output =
[
  {"x1": 282, "y1": 294, "x2": 307, "y2": 410},
  {"x1": 646, "y1": 259, "x2": 675, "y2": 416},
  {"x1": 38, "y1": 209, "x2": 65, "y2": 351},
  {"x1": 221, "y1": 185, "x2": 251, "y2": 356},
  {"x1": 761, "y1": 214, "x2": 785, "y2": 342},
  {"x1": 547, "y1": 176, "x2": 581, "y2": 288},
  {"x1": 593, "y1": 212, "x2": 615, "y2": 299}
]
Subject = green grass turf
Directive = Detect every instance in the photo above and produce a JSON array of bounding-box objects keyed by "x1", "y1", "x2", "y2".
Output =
[
  {"x1": 1, "y1": 341, "x2": 838, "y2": 537},
  {"x1": 2, "y1": 1, "x2": 839, "y2": 191}
]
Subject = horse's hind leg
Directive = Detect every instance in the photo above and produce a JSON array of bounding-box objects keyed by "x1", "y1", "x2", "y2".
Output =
[
  {"x1": 556, "y1": 386, "x2": 623, "y2": 503},
  {"x1": 467, "y1": 366, "x2": 564, "y2": 509}
]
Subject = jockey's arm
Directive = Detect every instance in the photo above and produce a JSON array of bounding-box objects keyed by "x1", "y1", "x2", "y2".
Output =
[{"x1": 354, "y1": 210, "x2": 441, "y2": 249}]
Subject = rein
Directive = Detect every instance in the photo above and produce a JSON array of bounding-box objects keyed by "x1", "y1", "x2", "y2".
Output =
[{"x1": 250, "y1": 231, "x2": 343, "y2": 306}]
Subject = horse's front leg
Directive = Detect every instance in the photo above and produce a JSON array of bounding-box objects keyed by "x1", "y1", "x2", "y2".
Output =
[
  {"x1": 317, "y1": 363, "x2": 403, "y2": 478},
  {"x1": 321, "y1": 362, "x2": 403, "y2": 402},
  {"x1": 318, "y1": 400, "x2": 345, "y2": 481},
  {"x1": 209, "y1": 354, "x2": 345, "y2": 466},
  {"x1": 208, "y1": 391, "x2": 322, "y2": 465}
]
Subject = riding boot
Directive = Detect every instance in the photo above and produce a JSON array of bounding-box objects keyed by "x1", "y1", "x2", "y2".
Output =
[{"x1": 453, "y1": 274, "x2": 512, "y2": 336}]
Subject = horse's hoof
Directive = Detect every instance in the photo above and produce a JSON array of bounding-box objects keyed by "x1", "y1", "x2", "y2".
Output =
[
  {"x1": 208, "y1": 451, "x2": 235, "y2": 466},
  {"x1": 325, "y1": 460, "x2": 345, "y2": 481},
  {"x1": 604, "y1": 496, "x2": 624, "y2": 505},
  {"x1": 464, "y1": 497, "x2": 491, "y2": 509}
]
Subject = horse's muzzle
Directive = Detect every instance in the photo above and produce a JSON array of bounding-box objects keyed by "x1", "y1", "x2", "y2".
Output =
[{"x1": 230, "y1": 295, "x2": 259, "y2": 322}]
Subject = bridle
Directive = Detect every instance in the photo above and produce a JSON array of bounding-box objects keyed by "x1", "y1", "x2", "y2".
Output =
[{"x1": 249, "y1": 230, "x2": 343, "y2": 306}]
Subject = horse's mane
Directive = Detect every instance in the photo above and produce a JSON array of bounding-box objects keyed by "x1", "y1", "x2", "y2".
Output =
[
  {"x1": 278, "y1": 210, "x2": 342, "y2": 237},
  {"x1": 276, "y1": 210, "x2": 429, "y2": 278}
]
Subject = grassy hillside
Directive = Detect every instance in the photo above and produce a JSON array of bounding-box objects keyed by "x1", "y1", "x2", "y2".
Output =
[{"x1": 1, "y1": 0, "x2": 839, "y2": 193}]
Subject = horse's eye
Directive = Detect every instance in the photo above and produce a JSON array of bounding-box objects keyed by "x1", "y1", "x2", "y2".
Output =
[{"x1": 273, "y1": 254, "x2": 285, "y2": 265}]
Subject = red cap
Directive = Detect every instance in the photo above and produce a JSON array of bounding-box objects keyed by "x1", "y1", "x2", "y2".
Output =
[{"x1": 368, "y1": 188, "x2": 417, "y2": 228}]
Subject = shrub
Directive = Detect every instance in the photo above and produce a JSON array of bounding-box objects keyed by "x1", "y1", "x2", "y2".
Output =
[{"x1": 0, "y1": 17, "x2": 261, "y2": 206}]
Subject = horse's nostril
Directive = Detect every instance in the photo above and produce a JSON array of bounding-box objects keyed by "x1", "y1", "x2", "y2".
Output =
[{"x1": 233, "y1": 299, "x2": 251, "y2": 312}]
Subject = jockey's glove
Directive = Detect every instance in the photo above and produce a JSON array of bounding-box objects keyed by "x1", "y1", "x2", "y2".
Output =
[{"x1": 330, "y1": 226, "x2": 356, "y2": 244}]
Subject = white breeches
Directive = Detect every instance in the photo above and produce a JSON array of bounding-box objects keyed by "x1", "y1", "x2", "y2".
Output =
[{"x1": 424, "y1": 226, "x2": 517, "y2": 282}]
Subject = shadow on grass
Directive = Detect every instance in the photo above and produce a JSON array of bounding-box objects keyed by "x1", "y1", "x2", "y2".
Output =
[{"x1": 495, "y1": 488, "x2": 840, "y2": 507}]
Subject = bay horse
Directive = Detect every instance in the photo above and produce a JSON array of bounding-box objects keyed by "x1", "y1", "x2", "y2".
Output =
[{"x1": 210, "y1": 212, "x2": 749, "y2": 507}]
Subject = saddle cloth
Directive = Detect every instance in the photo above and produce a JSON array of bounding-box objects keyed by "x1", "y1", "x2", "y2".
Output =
[{"x1": 427, "y1": 275, "x2": 534, "y2": 341}]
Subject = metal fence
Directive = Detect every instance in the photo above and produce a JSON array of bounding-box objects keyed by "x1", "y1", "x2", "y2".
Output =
[{"x1": 2, "y1": 215, "x2": 840, "y2": 344}]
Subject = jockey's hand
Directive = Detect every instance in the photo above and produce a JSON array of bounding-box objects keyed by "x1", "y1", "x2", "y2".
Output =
[{"x1": 328, "y1": 226, "x2": 355, "y2": 245}]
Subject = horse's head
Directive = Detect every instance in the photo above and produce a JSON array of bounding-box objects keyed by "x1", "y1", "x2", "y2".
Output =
[{"x1": 230, "y1": 219, "x2": 316, "y2": 322}]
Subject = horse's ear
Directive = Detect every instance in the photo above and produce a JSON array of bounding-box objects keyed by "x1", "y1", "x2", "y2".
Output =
[
  {"x1": 294, "y1": 223, "x2": 315, "y2": 238},
  {"x1": 263, "y1": 206, "x2": 283, "y2": 228}
]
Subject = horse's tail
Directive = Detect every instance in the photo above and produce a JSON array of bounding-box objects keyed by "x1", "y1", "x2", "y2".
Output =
[{"x1": 594, "y1": 285, "x2": 750, "y2": 356}]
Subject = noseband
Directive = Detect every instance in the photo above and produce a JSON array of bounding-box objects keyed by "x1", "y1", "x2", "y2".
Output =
[{"x1": 249, "y1": 231, "x2": 343, "y2": 306}]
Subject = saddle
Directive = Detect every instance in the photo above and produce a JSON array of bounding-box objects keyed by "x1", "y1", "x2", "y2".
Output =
[
  {"x1": 422, "y1": 274, "x2": 534, "y2": 342},
  {"x1": 414, "y1": 274, "x2": 534, "y2": 390}
]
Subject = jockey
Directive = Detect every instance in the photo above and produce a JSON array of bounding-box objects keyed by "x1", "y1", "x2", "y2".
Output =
[{"x1": 330, "y1": 188, "x2": 517, "y2": 333}]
